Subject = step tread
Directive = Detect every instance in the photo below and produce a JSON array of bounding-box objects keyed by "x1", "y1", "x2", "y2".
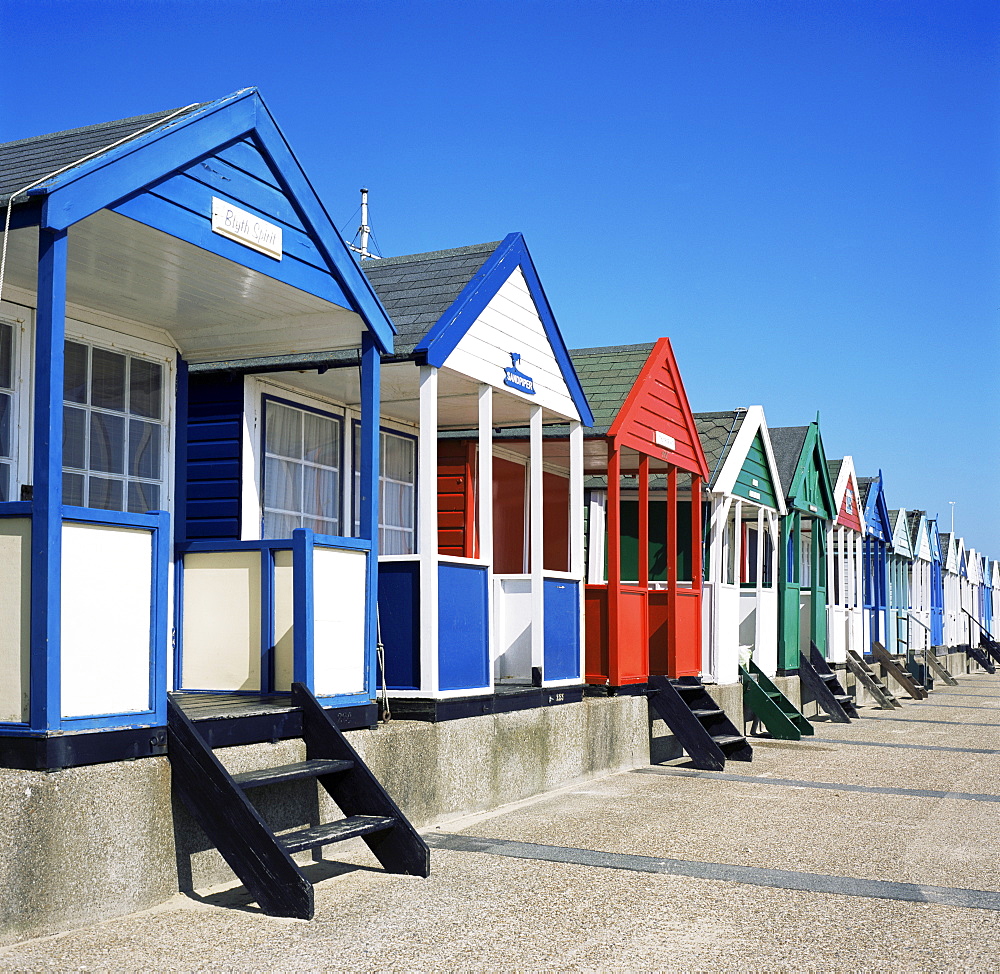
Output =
[
  {"x1": 278, "y1": 815, "x2": 396, "y2": 854},
  {"x1": 691, "y1": 707, "x2": 724, "y2": 717},
  {"x1": 233, "y1": 759, "x2": 353, "y2": 790},
  {"x1": 712, "y1": 734, "x2": 748, "y2": 746}
]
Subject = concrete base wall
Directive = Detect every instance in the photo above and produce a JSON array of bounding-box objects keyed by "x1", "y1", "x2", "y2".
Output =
[{"x1": 0, "y1": 694, "x2": 649, "y2": 945}]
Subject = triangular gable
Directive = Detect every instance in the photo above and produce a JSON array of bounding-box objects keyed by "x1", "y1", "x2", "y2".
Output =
[
  {"x1": 830, "y1": 456, "x2": 864, "y2": 532},
  {"x1": 890, "y1": 510, "x2": 913, "y2": 559},
  {"x1": 966, "y1": 549, "x2": 980, "y2": 584},
  {"x1": 24, "y1": 88, "x2": 394, "y2": 353},
  {"x1": 418, "y1": 233, "x2": 592, "y2": 425},
  {"x1": 784, "y1": 420, "x2": 835, "y2": 519},
  {"x1": 909, "y1": 512, "x2": 931, "y2": 562},
  {"x1": 927, "y1": 520, "x2": 942, "y2": 564},
  {"x1": 957, "y1": 538, "x2": 967, "y2": 577},
  {"x1": 861, "y1": 473, "x2": 892, "y2": 542},
  {"x1": 992, "y1": 560, "x2": 1000, "y2": 588},
  {"x1": 713, "y1": 405, "x2": 785, "y2": 514},
  {"x1": 606, "y1": 337, "x2": 709, "y2": 479}
]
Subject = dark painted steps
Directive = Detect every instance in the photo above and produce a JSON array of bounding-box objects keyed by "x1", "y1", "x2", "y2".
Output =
[
  {"x1": 167, "y1": 682, "x2": 429, "y2": 920},
  {"x1": 798, "y1": 644, "x2": 856, "y2": 722},
  {"x1": 279, "y1": 816, "x2": 396, "y2": 854},
  {"x1": 980, "y1": 635, "x2": 1000, "y2": 668},
  {"x1": 740, "y1": 661, "x2": 813, "y2": 740},
  {"x1": 962, "y1": 641, "x2": 997, "y2": 674},
  {"x1": 871, "y1": 642, "x2": 928, "y2": 699},
  {"x1": 647, "y1": 674, "x2": 752, "y2": 771},
  {"x1": 846, "y1": 650, "x2": 901, "y2": 709}
]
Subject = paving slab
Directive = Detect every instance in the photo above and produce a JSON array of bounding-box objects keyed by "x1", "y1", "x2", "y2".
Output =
[{"x1": 2, "y1": 672, "x2": 999, "y2": 972}]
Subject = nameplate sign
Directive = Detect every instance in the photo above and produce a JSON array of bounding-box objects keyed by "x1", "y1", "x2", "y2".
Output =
[
  {"x1": 655, "y1": 431, "x2": 676, "y2": 451},
  {"x1": 211, "y1": 198, "x2": 282, "y2": 260},
  {"x1": 503, "y1": 352, "x2": 535, "y2": 395}
]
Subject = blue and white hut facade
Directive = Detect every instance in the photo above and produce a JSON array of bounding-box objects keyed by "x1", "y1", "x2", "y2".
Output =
[
  {"x1": 887, "y1": 509, "x2": 913, "y2": 655},
  {"x1": 963, "y1": 546, "x2": 983, "y2": 644},
  {"x1": 0, "y1": 90, "x2": 394, "y2": 760},
  {"x1": 859, "y1": 473, "x2": 892, "y2": 653},
  {"x1": 826, "y1": 456, "x2": 866, "y2": 665},
  {"x1": 905, "y1": 511, "x2": 933, "y2": 654},
  {"x1": 990, "y1": 559, "x2": 1000, "y2": 638},
  {"x1": 359, "y1": 238, "x2": 593, "y2": 714},
  {"x1": 927, "y1": 518, "x2": 945, "y2": 647},
  {"x1": 695, "y1": 406, "x2": 786, "y2": 682}
]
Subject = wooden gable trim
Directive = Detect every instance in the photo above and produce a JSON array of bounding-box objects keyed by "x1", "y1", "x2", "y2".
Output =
[
  {"x1": 712, "y1": 405, "x2": 786, "y2": 514},
  {"x1": 416, "y1": 233, "x2": 593, "y2": 425},
  {"x1": 831, "y1": 456, "x2": 864, "y2": 532},
  {"x1": 28, "y1": 88, "x2": 395, "y2": 352},
  {"x1": 786, "y1": 421, "x2": 835, "y2": 519},
  {"x1": 605, "y1": 337, "x2": 709, "y2": 480}
]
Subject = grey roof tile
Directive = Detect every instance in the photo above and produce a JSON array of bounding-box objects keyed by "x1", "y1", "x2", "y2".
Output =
[
  {"x1": 693, "y1": 410, "x2": 746, "y2": 488},
  {"x1": 568, "y1": 344, "x2": 655, "y2": 436},
  {"x1": 768, "y1": 426, "x2": 809, "y2": 501},
  {"x1": 1, "y1": 105, "x2": 204, "y2": 205},
  {"x1": 361, "y1": 242, "x2": 500, "y2": 359}
]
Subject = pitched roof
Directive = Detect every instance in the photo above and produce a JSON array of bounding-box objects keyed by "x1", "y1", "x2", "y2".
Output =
[
  {"x1": 857, "y1": 476, "x2": 875, "y2": 503},
  {"x1": 361, "y1": 242, "x2": 499, "y2": 359},
  {"x1": 768, "y1": 426, "x2": 808, "y2": 500},
  {"x1": 0, "y1": 105, "x2": 203, "y2": 205},
  {"x1": 693, "y1": 410, "x2": 747, "y2": 488},
  {"x1": 908, "y1": 510, "x2": 925, "y2": 549},
  {"x1": 569, "y1": 344, "x2": 656, "y2": 435},
  {"x1": 827, "y1": 458, "x2": 843, "y2": 483}
]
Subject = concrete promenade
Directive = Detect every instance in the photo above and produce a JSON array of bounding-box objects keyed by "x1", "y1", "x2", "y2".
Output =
[{"x1": 3, "y1": 672, "x2": 999, "y2": 972}]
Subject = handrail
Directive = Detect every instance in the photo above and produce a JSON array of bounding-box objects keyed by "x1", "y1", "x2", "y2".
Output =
[
  {"x1": 964, "y1": 608, "x2": 990, "y2": 636},
  {"x1": 908, "y1": 611, "x2": 931, "y2": 632}
]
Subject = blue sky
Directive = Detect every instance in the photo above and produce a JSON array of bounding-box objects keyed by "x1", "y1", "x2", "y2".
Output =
[{"x1": 2, "y1": 0, "x2": 998, "y2": 553}]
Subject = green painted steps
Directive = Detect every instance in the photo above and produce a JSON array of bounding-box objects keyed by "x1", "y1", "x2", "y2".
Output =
[
  {"x1": 740, "y1": 660, "x2": 813, "y2": 741},
  {"x1": 167, "y1": 683, "x2": 429, "y2": 920}
]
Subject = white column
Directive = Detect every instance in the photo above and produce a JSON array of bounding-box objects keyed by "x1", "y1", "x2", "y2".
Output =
[
  {"x1": 478, "y1": 384, "x2": 495, "y2": 675},
  {"x1": 529, "y1": 405, "x2": 544, "y2": 680},
  {"x1": 418, "y1": 365, "x2": 439, "y2": 694},
  {"x1": 569, "y1": 419, "x2": 585, "y2": 682},
  {"x1": 754, "y1": 504, "x2": 765, "y2": 654}
]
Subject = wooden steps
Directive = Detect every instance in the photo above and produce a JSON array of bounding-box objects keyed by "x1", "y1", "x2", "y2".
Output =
[
  {"x1": 739, "y1": 661, "x2": 813, "y2": 740},
  {"x1": 871, "y1": 642, "x2": 928, "y2": 699},
  {"x1": 962, "y1": 641, "x2": 997, "y2": 674},
  {"x1": 846, "y1": 650, "x2": 902, "y2": 709},
  {"x1": 798, "y1": 644, "x2": 857, "y2": 722},
  {"x1": 167, "y1": 682, "x2": 429, "y2": 920},
  {"x1": 647, "y1": 675, "x2": 752, "y2": 771},
  {"x1": 980, "y1": 634, "x2": 1000, "y2": 668},
  {"x1": 925, "y1": 648, "x2": 959, "y2": 686}
]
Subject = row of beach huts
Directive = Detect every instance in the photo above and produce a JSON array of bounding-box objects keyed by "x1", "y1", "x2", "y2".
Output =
[{"x1": 0, "y1": 88, "x2": 996, "y2": 933}]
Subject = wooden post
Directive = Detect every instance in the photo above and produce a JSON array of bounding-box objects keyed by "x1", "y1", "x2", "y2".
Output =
[
  {"x1": 417, "y1": 366, "x2": 438, "y2": 694},
  {"x1": 666, "y1": 465, "x2": 678, "y2": 677},
  {"x1": 607, "y1": 443, "x2": 622, "y2": 684},
  {"x1": 691, "y1": 475, "x2": 702, "y2": 594},
  {"x1": 359, "y1": 331, "x2": 381, "y2": 699},
  {"x1": 638, "y1": 453, "x2": 649, "y2": 589},
  {"x1": 529, "y1": 404, "x2": 544, "y2": 683}
]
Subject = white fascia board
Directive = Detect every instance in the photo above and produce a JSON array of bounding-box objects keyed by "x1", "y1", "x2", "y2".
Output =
[{"x1": 713, "y1": 405, "x2": 787, "y2": 516}]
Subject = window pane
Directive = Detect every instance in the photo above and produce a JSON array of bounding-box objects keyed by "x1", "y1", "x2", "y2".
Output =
[
  {"x1": 91, "y1": 348, "x2": 126, "y2": 411},
  {"x1": 89, "y1": 476, "x2": 123, "y2": 511},
  {"x1": 129, "y1": 419, "x2": 161, "y2": 480},
  {"x1": 263, "y1": 510, "x2": 299, "y2": 539},
  {"x1": 382, "y1": 432, "x2": 414, "y2": 482},
  {"x1": 305, "y1": 516, "x2": 338, "y2": 536},
  {"x1": 0, "y1": 462, "x2": 9, "y2": 503},
  {"x1": 63, "y1": 472, "x2": 85, "y2": 507},
  {"x1": 0, "y1": 322, "x2": 11, "y2": 389},
  {"x1": 265, "y1": 403, "x2": 301, "y2": 459},
  {"x1": 0, "y1": 393, "x2": 9, "y2": 458},
  {"x1": 64, "y1": 341, "x2": 89, "y2": 403},
  {"x1": 128, "y1": 481, "x2": 159, "y2": 514},
  {"x1": 90, "y1": 412, "x2": 125, "y2": 473},
  {"x1": 303, "y1": 412, "x2": 338, "y2": 467},
  {"x1": 63, "y1": 406, "x2": 87, "y2": 468},
  {"x1": 264, "y1": 456, "x2": 301, "y2": 513},
  {"x1": 129, "y1": 358, "x2": 163, "y2": 419},
  {"x1": 302, "y1": 465, "x2": 338, "y2": 519}
]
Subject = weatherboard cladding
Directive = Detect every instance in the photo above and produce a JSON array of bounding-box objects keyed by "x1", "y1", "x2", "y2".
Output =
[
  {"x1": 361, "y1": 243, "x2": 499, "y2": 359},
  {"x1": 0, "y1": 106, "x2": 204, "y2": 204}
]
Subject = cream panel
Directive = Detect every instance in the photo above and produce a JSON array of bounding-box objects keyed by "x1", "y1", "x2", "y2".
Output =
[
  {"x1": 0, "y1": 520, "x2": 30, "y2": 722},
  {"x1": 61, "y1": 523, "x2": 152, "y2": 718},
  {"x1": 312, "y1": 547, "x2": 367, "y2": 696},
  {"x1": 493, "y1": 576, "x2": 533, "y2": 682},
  {"x1": 273, "y1": 550, "x2": 295, "y2": 691},
  {"x1": 442, "y1": 268, "x2": 579, "y2": 421},
  {"x1": 182, "y1": 551, "x2": 261, "y2": 691}
]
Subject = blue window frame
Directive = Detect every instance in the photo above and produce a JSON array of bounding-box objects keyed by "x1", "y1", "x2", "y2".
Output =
[{"x1": 352, "y1": 421, "x2": 417, "y2": 555}]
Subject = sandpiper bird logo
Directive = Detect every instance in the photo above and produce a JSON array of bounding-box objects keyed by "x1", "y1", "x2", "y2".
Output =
[{"x1": 504, "y1": 352, "x2": 535, "y2": 395}]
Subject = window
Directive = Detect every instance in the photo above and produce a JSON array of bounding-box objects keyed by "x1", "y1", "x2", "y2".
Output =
[
  {"x1": 62, "y1": 340, "x2": 166, "y2": 513},
  {"x1": 262, "y1": 399, "x2": 341, "y2": 538},
  {"x1": 353, "y1": 425, "x2": 416, "y2": 555},
  {"x1": 0, "y1": 321, "x2": 14, "y2": 502}
]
